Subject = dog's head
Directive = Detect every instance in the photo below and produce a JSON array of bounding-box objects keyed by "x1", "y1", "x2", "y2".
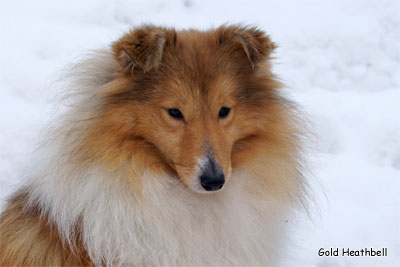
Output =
[{"x1": 81, "y1": 25, "x2": 296, "y2": 194}]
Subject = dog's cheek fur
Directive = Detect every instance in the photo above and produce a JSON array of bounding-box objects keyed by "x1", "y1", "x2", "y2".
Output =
[
  {"x1": 231, "y1": 101, "x2": 305, "y2": 202},
  {"x1": 76, "y1": 101, "x2": 175, "y2": 178}
]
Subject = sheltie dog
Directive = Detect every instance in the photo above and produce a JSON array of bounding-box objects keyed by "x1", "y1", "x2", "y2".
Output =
[{"x1": 0, "y1": 25, "x2": 307, "y2": 266}]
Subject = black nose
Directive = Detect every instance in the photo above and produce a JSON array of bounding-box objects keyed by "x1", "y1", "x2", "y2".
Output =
[{"x1": 200, "y1": 174, "x2": 225, "y2": 191}]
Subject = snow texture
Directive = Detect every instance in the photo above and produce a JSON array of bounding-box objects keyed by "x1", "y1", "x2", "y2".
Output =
[{"x1": 0, "y1": 0, "x2": 399, "y2": 266}]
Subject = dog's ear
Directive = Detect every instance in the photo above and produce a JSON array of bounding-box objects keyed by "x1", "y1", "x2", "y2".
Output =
[
  {"x1": 112, "y1": 26, "x2": 169, "y2": 73},
  {"x1": 218, "y1": 25, "x2": 277, "y2": 69}
]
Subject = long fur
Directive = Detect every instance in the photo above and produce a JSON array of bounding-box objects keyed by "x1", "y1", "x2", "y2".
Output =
[{"x1": 0, "y1": 25, "x2": 308, "y2": 266}]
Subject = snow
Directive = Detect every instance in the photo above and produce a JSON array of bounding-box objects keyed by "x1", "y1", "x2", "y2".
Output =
[{"x1": 0, "y1": 0, "x2": 399, "y2": 266}]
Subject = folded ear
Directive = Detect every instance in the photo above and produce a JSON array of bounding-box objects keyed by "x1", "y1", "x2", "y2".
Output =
[
  {"x1": 112, "y1": 26, "x2": 168, "y2": 73},
  {"x1": 218, "y1": 25, "x2": 277, "y2": 69}
]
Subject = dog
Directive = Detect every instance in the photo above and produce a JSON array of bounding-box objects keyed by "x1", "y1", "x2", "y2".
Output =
[{"x1": 0, "y1": 25, "x2": 307, "y2": 266}]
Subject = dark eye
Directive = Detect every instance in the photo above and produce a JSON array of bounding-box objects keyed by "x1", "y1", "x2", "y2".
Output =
[
  {"x1": 219, "y1": 107, "x2": 230, "y2": 118},
  {"x1": 168, "y1": 109, "x2": 184, "y2": 120}
]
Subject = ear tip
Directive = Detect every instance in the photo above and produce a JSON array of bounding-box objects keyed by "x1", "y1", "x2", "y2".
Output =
[
  {"x1": 112, "y1": 26, "x2": 168, "y2": 73},
  {"x1": 218, "y1": 24, "x2": 277, "y2": 65},
  {"x1": 264, "y1": 37, "x2": 278, "y2": 55}
]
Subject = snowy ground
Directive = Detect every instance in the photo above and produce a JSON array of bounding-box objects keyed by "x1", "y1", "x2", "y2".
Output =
[{"x1": 0, "y1": 0, "x2": 399, "y2": 266}]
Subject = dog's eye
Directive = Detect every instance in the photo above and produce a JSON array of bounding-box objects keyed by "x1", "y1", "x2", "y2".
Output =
[
  {"x1": 219, "y1": 107, "x2": 230, "y2": 118},
  {"x1": 168, "y1": 109, "x2": 184, "y2": 120}
]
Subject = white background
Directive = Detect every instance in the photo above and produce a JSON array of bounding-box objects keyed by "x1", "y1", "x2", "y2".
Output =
[{"x1": 0, "y1": 1, "x2": 399, "y2": 266}]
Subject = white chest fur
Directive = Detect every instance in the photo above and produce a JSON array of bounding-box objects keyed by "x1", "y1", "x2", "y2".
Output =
[{"x1": 28, "y1": 161, "x2": 290, "y2": 265}]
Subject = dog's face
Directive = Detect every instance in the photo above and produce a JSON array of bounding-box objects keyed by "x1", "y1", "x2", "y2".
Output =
[
  {"x1": 85, "y1": 26, "x2": 283, "y2": 194},
  {"x1": 142, "y1": 73, "x2": 238, "y2": 193}
]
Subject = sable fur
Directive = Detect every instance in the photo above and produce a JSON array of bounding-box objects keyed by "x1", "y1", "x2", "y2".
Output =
[
  {"x1": 0, "y1": 24, "x2": 307, "y2": 266},
  {"x1": 0, "y1": 190, "x2": 92, "y2": 265}
]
